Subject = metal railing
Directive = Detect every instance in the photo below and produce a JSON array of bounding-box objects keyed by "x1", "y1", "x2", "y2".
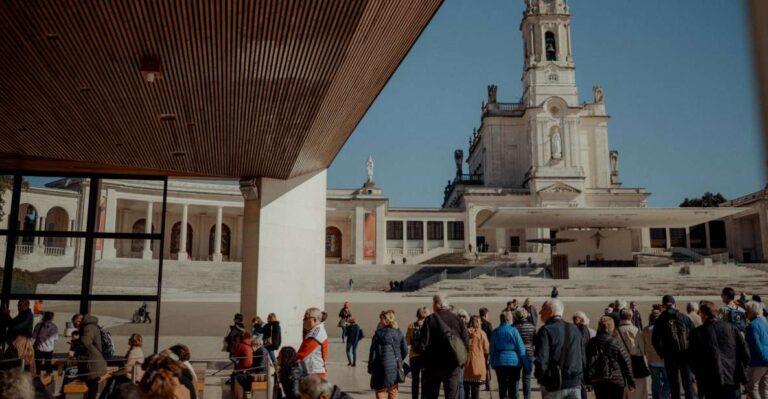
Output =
[
  {"x1": 44, "y1": 246, "x2": 66, "y2": 256},
  {"x1": 15, "y1": 244, "x2": 33, "y2": 255}
]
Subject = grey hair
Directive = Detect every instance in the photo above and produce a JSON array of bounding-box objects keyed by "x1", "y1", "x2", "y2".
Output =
[
  {"x1": 456, "y1": 308, "x2": 469, "y2": 320},
  {"x1": 433, "y1": 294, "x2": 450, "y2": 310},
  {"x1": 305, "y1": 307, "x2": 323, "y2": 320},
  {"x1": 299, "y1": 375, "x2": 334, "y2": 399},
  {"x1": 543, "y1": 298, "x2": 564, "y2": 317},
  {"x1": 746, "y1": 301, "x2": 765, "y2": 316},
  {"x1": 687, "y1": 302, "x2": 699, "y2": 313},
  {"x1": 252, "y1": 337, "x2": 263, "y2": 346},
  {"x1": 615, "y1": 299, "x2": 628, "y2": 310},
  {"x1": 573, "y1": 310, "x2": 589, "y2": 325},
  {"x1": 416, "y1": 306, "x2": 429, "y2": 319},
  {"x1": 0, "y1": 369, "x2": 35, "y2": 399},
  {"x1": 513, "y1": 308, "x2": 529, "y2": 323}
]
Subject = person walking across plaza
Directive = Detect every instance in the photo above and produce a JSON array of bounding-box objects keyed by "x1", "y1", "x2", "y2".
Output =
[
  {"x1": 345, "y1": 317, "x2": 364, "y2": 367},
  {"x1": 298, "y1": 307, "x2": 329, "y2": 377},
  {"x1": 618, "y1": 308, "x2": 649, "y2": 399},
  {"x1": 643, "y1": 309, "x2": 670, "y2": 399},
  {"x1": 523, "y1": 298, "x2": 538, "y2": 326},
  {"x1": 721, "y1": 287, "x2": 748, "y2": 334},
  {"x1": 533, "y1": 298, "x2": 585, "y2": 399},
  {"x1": 652, "y1": 294, "x2": 695, "y2": 399},
  {"x1": 479, "y1": 307, "x2": 493, "y2": 391},
  {"x1": 416, "y1": 294, "x2": 468, "y2": 399},
  {"x1": 31, "y1": 311, "x2": 58, "y2": 374},
  {"x1": 688, "y1": 301, "x2": 750, "y2": 399},
  {"x1": 629, "y1": 301, "x2": 643, "y2": 330},
  {"x1": 263, "y1": 313, "x2": 282, "y2": 367},
  {"x1": 464, "y1": 316, "x2": 489, "y2": 399},
  {"x1": 745, "y1": 300, "x2": 768, "y2": 398},
  {"x1": 339, "y1": 302, "x2": 352, "y2": 343},
  {"x1": 369, "y1": 309, "x2": 408, "y2": 399},
  {"x1": 78, "y1": 314, "x2": 107, "y2": 399},
  {"x1": 406, "y1": 306, "x2": 429, "y2": 399},
  {"x1": 513, "y1": 308, "x2": 536, "y2": 399},
  {"x1": 585, "y1": 316, "x2": 634, "y2": 399}
]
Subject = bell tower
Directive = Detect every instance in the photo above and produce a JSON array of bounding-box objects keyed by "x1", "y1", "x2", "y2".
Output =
[{"x1": 520, "y1": 0, "x2": 578, "y2": 107}]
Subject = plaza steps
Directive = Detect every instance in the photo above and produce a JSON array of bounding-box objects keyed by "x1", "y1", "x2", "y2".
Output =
[
  {"x1": 421, "y1": 252, "x2": 472, "y2": 265},
  {"x1": 325, "y1": 264, "x2": 424, "y2": 292}
]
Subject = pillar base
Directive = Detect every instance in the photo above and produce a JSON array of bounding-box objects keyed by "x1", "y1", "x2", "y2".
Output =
[
  {"x1": 142, "y1": 250, "x2": 153, "y2": 260},
  {"x1": 177, "y1": 252, "x2": 188, "y2": 261},
  {"x1": 212, "y1": 253, "x2": 223, "y2": 262}
]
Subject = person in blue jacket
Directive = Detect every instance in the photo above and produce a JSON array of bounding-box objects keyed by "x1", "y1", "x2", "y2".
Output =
[
  {"x1": 490, "y1": 311, "x2": 531, "y2": 399},
  {"x1": 746, "y1": 301, "x2": 768, "y2": 399}
]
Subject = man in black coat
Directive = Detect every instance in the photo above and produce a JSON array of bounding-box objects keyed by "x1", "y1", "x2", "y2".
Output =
[
  {"x1": 533, "y1": 298, "x2": 585, "y2": 398},
  {"x1": 688, "y1": 301, "x2": 750, "y2": 399},
  {"x1": 417, "y1": 294, "x2": 468, "y2": 399},
  {"x1": 652, "y1": 294, "x2": 696, "y2": 399},
  {"x1": 1, "y1": 299, "x2": 34, "y2": 343}
]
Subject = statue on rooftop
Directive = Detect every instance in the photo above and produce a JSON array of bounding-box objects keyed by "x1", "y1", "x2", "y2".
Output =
[
  {"x1": 487, "y1": 84, "x2": 497, "y2": 104},
  {"x1": 366, "y1": 155, "x2": 374, "y2": 183},
  {"x1": 593, "y1": 84, "x2": 604, "y2": 104}
]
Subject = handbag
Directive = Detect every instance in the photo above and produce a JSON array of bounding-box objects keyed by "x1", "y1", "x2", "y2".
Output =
[
  {"x1": 542, "y1": 321, "x2": 569, "y2": 391},
  {"x1": 618, "y1": 327, "x2": 651, "y2": 379},
  {"x1": 388, "y1": 340, "x2": 406, "y2": 384}
]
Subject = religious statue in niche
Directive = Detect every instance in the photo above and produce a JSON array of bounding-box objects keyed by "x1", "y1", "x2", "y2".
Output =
[
  {"x1": 550, "y1": 129, "x2": 563, "y2": 160},
  {"x1": 366, "y1": 155, "x2": 374, "y2": 183},
  {"x1": 487, "y1": 84, "x2": 497, "y2": 104},
  {"x1": 593, "y1": 84, "x2": 604, "y2": 103},
  {"x1": 610, "y1": 150, "x2": 620, "y2": 184}
]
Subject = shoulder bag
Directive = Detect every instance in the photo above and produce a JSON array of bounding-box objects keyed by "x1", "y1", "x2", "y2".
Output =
[
  {"x1": 618, "y1": 326, "x2": 650, "y2": 379},
  {"x1": 434, "y1": 313, "x2": 468, "y2": 367},
  {"x1": 388, "y1": 338, "x2": 406, "y2": 384}
]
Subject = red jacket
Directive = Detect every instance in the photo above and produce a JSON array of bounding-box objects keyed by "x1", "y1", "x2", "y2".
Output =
[{"x1": 233, "y1": 338, "x2": 253, "y2": 370}]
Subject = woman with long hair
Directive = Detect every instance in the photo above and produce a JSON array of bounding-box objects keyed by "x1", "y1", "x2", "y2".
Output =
[
  {"x1": 464, "y1": 316, "x2": 490, "y2": 399},
  {"x1": 278, "y1": 347, "x2": 307, "y2": 399}
]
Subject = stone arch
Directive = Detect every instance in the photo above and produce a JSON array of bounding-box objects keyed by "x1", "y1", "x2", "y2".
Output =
[
  {"x1": 545, "y1": 30, "x2": 557, "y2": 61},
  {"x1": 325, "y1": 226, "x2": 342, "y2": 258},
  {"x1": 209, "y1": 224, "x2": 231, "y2": 260},
  {"x1": 170, "y1": 222, "x2": 193, "y2": 256},
  {"x1": 130, "y1": 219, "x2": 154, "y2": 254},
  {"x1": 18, "y1": 203, "x2": 38, "y2": 246},
  {"x1": 44, "y1": 206, "x2": 69, "y2": 248},
  {"x1": 475, "y1": 208, "x2": 496, "y2": 253}
]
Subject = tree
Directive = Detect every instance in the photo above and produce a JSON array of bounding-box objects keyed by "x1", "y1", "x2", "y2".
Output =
[{"x1": 680, "y1": 192, "x2": 727, "y2": 207}]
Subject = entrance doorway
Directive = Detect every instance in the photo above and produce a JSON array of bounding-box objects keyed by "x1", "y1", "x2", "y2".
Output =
[
  {"x1": 476, "y1": 236, "x2": 487, "y2": 252},
  {"x1": 509, "y1": 236, "x2": 521, "y2": 253},
  {"x1": 325, "y1": 226, "x2": 342, "y2": 258}
]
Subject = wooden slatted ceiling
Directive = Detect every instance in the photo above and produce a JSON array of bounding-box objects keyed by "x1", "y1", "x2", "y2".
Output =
[{"x1": 0, "y1": 0, "x2": 442, "y2": 178}]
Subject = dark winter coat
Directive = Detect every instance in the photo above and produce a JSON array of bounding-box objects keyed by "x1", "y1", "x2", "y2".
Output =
[
  {"x1": 4, "y1": 308, "x2": 34, "y2": 341},
  {"x1": 533, "y1": 317, "x2": 586, "y2": 390},
  {"x1": 226, "y1": 324, "x2": 245, "y2": 354},
  {"x1": 368, "y1": 327, "x2": 408, "y2": 390},
  {"x1": 78, "y1": 315, "x2": 106, "y2": 378},
  {"x1": 345, "y1": 323, "x2": 364, "y2": 345},
  {"x1": 416, "y1": 310, "x2": 469, "y2": 373},
  {"x1": 652, "y1": 307, "x2": 695, "y2": 360},
  {"x1": 481, "y1": 319, "x2": 493, "y2": 338},
  {"x1": 279, "y1": 363, "x2": 307, "y2": 399},
  {"x1": 688, "y1": 319, "x2": 750, "y2": 388},
  {"x1": 263, "y1": 321, "x2": 282, "y2": 351},
  {"x1": 513, "y1": 320, "x2": 536, "y2": 358},
  {"x1": 585, "y1": 332, "x2": 634, "y2": 388}
]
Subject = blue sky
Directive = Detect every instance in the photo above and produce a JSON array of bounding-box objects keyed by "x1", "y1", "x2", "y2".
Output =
[{"x1": 328, "y1": 0, "x2": 763, "y2": 207}]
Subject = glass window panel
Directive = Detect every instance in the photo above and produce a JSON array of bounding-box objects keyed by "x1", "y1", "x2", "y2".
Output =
[
  {"x1": 21, "y1": 176, "x2": 90, "y2": 232},
  {"x1": 89, "y1": 300, "x2": 157, "y2": 355},
  {"x1": 27, "y1": 300, "x2": 81, "y2": 353},
  {"x1": 92, "y1": 239, "x2": 160, "y2": 295},
  {"x1": 13, "y1": 233, "x2": 79, "y2": 295},
  {"x1": 0, "y1": 174, "x2": 17, "y2": 231},
  {"x1": 97, "y1": 179, "x2": 163, "y2": 234}
]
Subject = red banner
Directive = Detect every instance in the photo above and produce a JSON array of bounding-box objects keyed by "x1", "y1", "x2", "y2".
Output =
[{"x1": 363, "y1": 212, "x2": 376, "y2": 259}]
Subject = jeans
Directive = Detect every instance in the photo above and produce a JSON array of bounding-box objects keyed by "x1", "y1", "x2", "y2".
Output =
[
  {"x1": 268, "y1": 350, "x2": 277, "y2": 367},
  {"x1": 463, "y1": 381, "x2": 481, "y2": 399},
  {"x1": 747, "y1": 366, "x2": 768, "y2": 399},
  {"x1": 650, "y1": 365, "x2": 671, "y2": 399},
  {"x1": 515, "y1": 367, "x2": 531, "y2": 399},
  {"x1": 345, "y1": 340, "x2": 359, "y2": 365},
  {"x1": 593, "y1": 383, "x2": 624, "y2": 399},
  {"x1": 495, "y1": 366, "x2": 521, "y2": 399},
  {"x1": 540, "y1": 387, "x2": 582, "y2": 399},
  {"x1": 410, "y1": 356, "x2": 423, "y2": 399},
  {"x1": 35, "y1": 350, "x2": 54, "y2": 374},
  {"x1": 459, "y1": 367, "x2": 465, "y2": 399},
  {"x1": 423, "y1": 367, "x2": 461, "y2": 399},
  {"x1": 664, "y1": 358, "x2": 694, "y2": 399},
  {"x1": 698, "y1": 385, "x2": 740, "y2": 399}
]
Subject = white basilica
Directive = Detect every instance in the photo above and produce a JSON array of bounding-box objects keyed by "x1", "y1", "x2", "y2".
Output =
[{"x1": 3, "y1": 0, "x2": 755, "y2": 272}]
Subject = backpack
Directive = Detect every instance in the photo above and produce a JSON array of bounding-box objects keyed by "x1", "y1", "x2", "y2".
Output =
[
  {"x1": 667, "y1": 316, "x2": 689, "y2": 353},
  {"x1": 724, "y1": 307, "x2": 747, "y2": 333},
  {"x1": 410, "y1": 323, "x2": 422, "y2": 348},
  {"x1": 586, "y1": 341, "x2": 613, "y2": 384},
  {"x1": 100, "y1": 326, "x2": 115, "y2": 359}
]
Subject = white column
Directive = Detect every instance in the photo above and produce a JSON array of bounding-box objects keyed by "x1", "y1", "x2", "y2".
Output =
[
  {"x1": 443, "y1": 221, "x2": 449, "y2": 248},
  {"x1": 422, "y1": 221, "x2": 428, "y2": 255},
  {"x1": 495, "y1": 228, "x2": 506, "y2": 253},
  {"x1": 67, "y1": 219, "x2": 75, "y2": 247},
  {"x1": 177, "y1": 204, "x2": 189, "y2": 261},
  {"x1": 240, "y1": 170, "x2": 326, "y2": 348},
  {"x1": 466, "y1": 207, "x2": 477, "y2": 259},
  {"x1": 402, "y1": 220, "x2": 408, "y2": 262},
  {"x1": 36, "y1": 216, "x2": 45, "y2": 247},
  {"x1": 236, "y1": 214, "x2": 244, "y2": 261},
  {"x1": 665, "y1": 228, "x2": 671, "y2": 249},
  {"x1": 102, "y1": 189, "x2": 118, "y2": 258},
  {"x1": 685, "y1": 227, "x2": 692, "y2": 249},
  {"x1": 142, "y1": 202, "x2": 153, "y2": 260},
  {"x1": 354, "y1": 207, "x2": 364, "y2": 265},
  {"x1": 212, "y1": 206, "x2": 223, "y2": 262},
  {"x1": 640, "y1": 228, "x2": 651, "y2": 251},
  {"x1": 704, "y1": 222, "x2": 712, "y2": 255},
  {"x1": 375, "y1": 205, "x2": 386, "y2": 265}
]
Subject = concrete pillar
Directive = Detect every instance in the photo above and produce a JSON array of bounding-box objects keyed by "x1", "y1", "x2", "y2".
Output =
[
  {"x1": 640, "y1": 228, "x2": 651, "y2": 251},
  {"x1": 102, "y1": 189, "x2": 117, "y2": 258},
  {"x1": 402, "y1": 220, "x2": 408, "y2": 262},
  {"x1": 665, "y1": 228, "x2": 671, "y2": 249},
  {"x1": 466, "y1": 207, "x2": 477, "y2": 258},
  {"x1": 704, "y1": 222, "x2": 712, "y2": 255},
  {"x1": 759, "y1": 207, "x2": 768, "y2": 261},
  {"x1": 178, "y1": 204, "x2": 189, "y2": 261},
  {"x1": 354, "y1": 207, "x2": 364, "y2": 265},
  {"x1": 375, "y1": 205, "x2": 386, "y2": 265},
  {"x1": 37, "y1": 216, "x2": 45, "y2": 247},
  {"x1": 142, "y1": 202, "x2": 153, "y2": 260},
  {"x1": 212, "y1": 206, "x2": 223, "y2": 262},
  {"x1": 239, "y1": 170, "x2": 326, "y2": 348},
  {"x1": 495, "y1": 228, "x2": 506, "y2": 253},
  {"x1": 443, "y1": 221, "x2": 448, "y2": 248},
  {"x1": 686, "y1": 227, "x2": 692, "y2": 249},
  {"x1": 67, "y1": 219, "x2": 75, "y2": 247},
  {"x1": 422, "y1": 221, "x2": 428, "y2": 255},
  {"x1": 236, "y1": 214, "x2": 244, "y2": 261}
]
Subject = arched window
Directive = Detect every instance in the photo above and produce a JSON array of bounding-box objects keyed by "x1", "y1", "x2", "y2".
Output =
[
  {"x1": 44, "y1": 207, "x2": 69, "y2": 248},
  {"x1": 171, "y1": 222, "x2": 193, "y2": 256},
  {"x1": 209, "y1": 224, "x2": 231, "y2": 260},
  {"x1": 325, "y1": 226, "x2": 342, "y2": 258},
  {"x1": 545, "y1": 31, "x2": 557, "y2": 61},
  {"x1": 130, "y1": 219, "x2": 154, "y2": 254}
]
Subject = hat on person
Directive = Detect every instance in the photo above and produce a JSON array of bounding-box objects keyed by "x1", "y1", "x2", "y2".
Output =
[{"x1": 662, "y1": 294, "x2": 675, "y2": 305}]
